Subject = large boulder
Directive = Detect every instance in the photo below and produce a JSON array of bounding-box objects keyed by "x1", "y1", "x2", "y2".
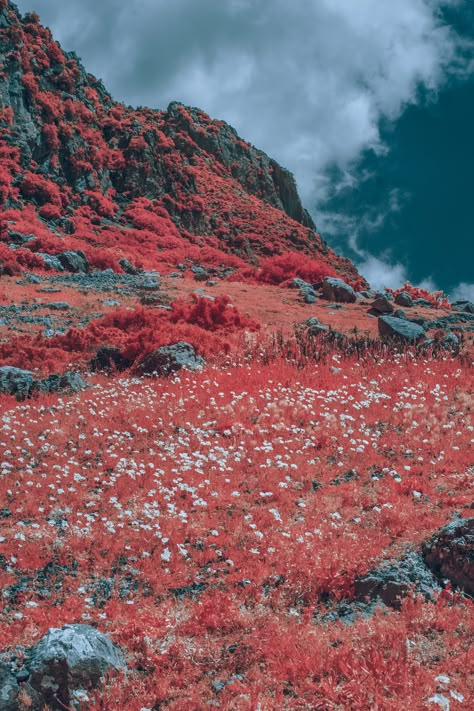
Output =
[
  {"x1": 0, "y1": 366, "x2": 34, "y2": 400},
  {"x1": 354, "y1": 552, "x2": 441, "y2": 609},
  {"x1": 57, "y1": 250, "x2": 89, "y2": 274},
  {"x1": 378, "y1": 315, "x2": 426, "y2": 342},
  {"x1": 135, "y1": 342, "x2": 205, "y2": 376},
  {"x1": 422, "y1": 518, "x2": 473, "y2": 596},
  {"x1": 38, "y1": 253, "x2": 64, "y2": 272},
  {"x1": 28, "y1": 624, "x2": 126, "y2": 708},
  {"x1": 321, "y1": 277, "x2": 356, "y2": 304},
  {"x1": 0, "y1": 663, "x2": 19, "y2": 711}
]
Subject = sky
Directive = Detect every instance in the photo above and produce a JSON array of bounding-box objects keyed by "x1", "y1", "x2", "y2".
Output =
[{"x1": 14, "y1": 0, "x2": 474, "y2": 298}]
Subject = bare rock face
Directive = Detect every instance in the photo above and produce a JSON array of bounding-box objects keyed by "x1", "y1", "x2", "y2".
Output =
[
  {"x1": 28, "y1": 624, "x2": 126, "y2": 709},
  {"x1": 321, "y1": 277, "x2": 356, "y2": 304},
  {"x1": 135, "y1": 341, "x2": 205, "y2": 376},
  {"x1": 422, "y1": 518, "x2": 474, "y2": 596}
]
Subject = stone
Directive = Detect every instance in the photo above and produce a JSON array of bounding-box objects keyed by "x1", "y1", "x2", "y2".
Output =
[
  {"x1": 57, "y1": 250, "x2": 89, "y2": 274},
  {"x1": 7, "y1": 230, "x2": 35, "y2": 246},
  {"x1": 442, "y1": 332, "x2": 459, "y2": 349},
  {"x1": 393, "y1": 309, "x2": 407, "y2": 319},
  {"x1": 321, "y1": 277, "x2": 356, "y2": 303},
  {"x1": 47, "y1": 302, "x2": 70, "y2": 311},
  {"x1": 307, "y1": 322, "x2": 329, "y2": 336},
  {"x1": 135, "y1": 342, "x2": 205, "y2": 376},
  {"x1": 28, "y1": 624, "x2": 126, "y2": 709},
  {"x1": 354, "y1": 552, "x2": 441, "y2": 609},
  {"x1": 412, "y1": 298, "x2": 434, "y2": 308},
  {"x1": 118, "y1": 257, "x2": 140, "y2": 275},
  {"x1": 191, "y1": 266, "x2": 209, "y2": 282},
  {"x1": 378, "y1": 315, "x2": 426, "y2": 342},
  {"x1": 451, "y1": 300, "x2": 474, "y2": 314},
  {"x1": 370, "y1": 296, "x2": 394, "y2": 314},
  {"x1": 38, "y1": 254, "x2": 65, "y2": 271},
  {"x1": 394, "y1": 291, "x2": 414, "y2": 307},
  {"x1": 33, "y1": 372, "x2": 91, "y2": 395},
  {"x1": 422, "y1": 518, "x2": 473, "y2": 596},
  {"x1": 90, "y1": 346, "x2": 131, "y2": 373},
  {"x1": 290, "y1": 277, "x2": 312, "y2": 290},
  {"x1": 0, "y1": 663, "x2": 19, "y2": 711},
  {"x1": 0, "y1": 366, "x2": 34, "y2": 400}
]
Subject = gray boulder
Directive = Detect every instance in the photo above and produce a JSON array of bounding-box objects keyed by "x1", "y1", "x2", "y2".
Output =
[
  {"x1": 0, "y1": 663, "x2": 19, "y2": 711},
  {"x1": 135, "y1": 342, "x2": 205, "y2": 376},
  {"x1": 370, "y1": 296, "x2": 394, "y2": 314},
  {"x1": 378, "y1": 315, "x2": 426, "y2": 342},
  {"x1": 394, "y1": 291, "x2": 413, "y2": 307},
  {"x1": 33, "y1": 372, "x2": 91, "y2": 396},
  {"x1": 451, "y1": 300, "x2": 474, "y2": 314},
  {"x1": 118, "y1": 257, "x2": 140, "y2": 275},
  {"x1": 290, "y1": 277, "x2": 312, "y2": 290},
  {"x1": 0, "y1": 366, "x2": 34, "y2": 400},
  {"x1": 58, "y1": 251, "x2": 89, "y2": 274},
  {"x1": 191, "y1": 266, "x2": 209, "y2": 282},
  {"x1": 38, "y1": 253, "x2": 64, "y2": 272},
  {"x1": 28, "y1": 624, "x2": 126, "y2": 709},
  {"x1": 321, "y1": 277, "x2": 356, "y2": 303},
  {"x1": 47, "y1": 302, "x2": 71, "y2": 311},
  {"x1": 354, "y1": 552, "x2": 441, "y2": 609},
  {"x1": 422, "y1": 518, "x2": 473, "y2": 596}
]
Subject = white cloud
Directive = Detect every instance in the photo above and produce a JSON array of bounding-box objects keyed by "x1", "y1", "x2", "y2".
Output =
[
  {"x1": 355, "y1": 253, "x2": 408, "y2": 291},
  {"x1": 449, "y1": 282, "x2": 474, "y2": 302}
]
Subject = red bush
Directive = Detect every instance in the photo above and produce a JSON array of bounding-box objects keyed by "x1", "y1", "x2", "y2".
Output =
[
  {"x1": 386, "y1": 281, "x2": 451, "y2": 309},
  {"x1": 258, "y1": 251, "x2": 337, "y2": 285},
  {"x1": 19, "y1": 172, "x2": 62, "y2": 207}
]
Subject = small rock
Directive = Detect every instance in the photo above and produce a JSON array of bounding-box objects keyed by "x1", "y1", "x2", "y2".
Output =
[
  {"x1": 394, "y1": 291, "x2": 414, "y2": 307},
  {"x1": 33, "y1": 372, "x2": 91, "y2": 396},
  {"x1": 0, "y1": 366, "x2": 34, "y2": 400},
  {"x1": 57, "y1": 251, "x2": 89, "y2": 274},
  {"x1": 370, "y1": 296, "x2": 394, "y2": 314},
  {"x1": 135, "y1": 342, "x2": 205, "y2": 376},
  {"x1": 102, "y1": 300, "x2": 121, "y2": 307},
  {"x1": 378, "y1": 315, "x2": 426, "y2": 342},
  {"x1": 191, "y1": 266, "x2": 209, "y2": 282},
  {"x1": 422, "y1": 518, "x2": 473, "y2": 596},
  {"x1": 38, "y1": 253, "x2": 65, "y2": 272},
  {"x1": 321, "y1": 277, "x2": 356, "y2": 303},
  {"x1": 118, "y1": 258, "x2": 140, "y2": 275},
  {"x1": 47, "y1": 302, "x2": 70, "y2": 311}
]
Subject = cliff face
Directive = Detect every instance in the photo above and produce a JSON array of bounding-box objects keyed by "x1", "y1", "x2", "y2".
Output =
[{"x1": 0, "y1": 0, "x2": 364, "y2": 284}]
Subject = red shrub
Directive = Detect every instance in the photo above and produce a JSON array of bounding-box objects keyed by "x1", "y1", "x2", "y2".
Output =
[
  {"x1": 258, "y1": 251, "x2": 337, "y2": 285},
  {"x1": 170, "y1": 293, "x2": 260, "y2": 333},
  {"x1": 387, "y1": 281, "x2": 451, "y2": 309},
  {"x1": 19, "y1": 172, "x2": 62, "y2": 207}
]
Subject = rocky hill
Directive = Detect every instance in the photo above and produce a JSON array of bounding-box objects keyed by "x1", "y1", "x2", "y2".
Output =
[{"x1": 0, "y1": 0, "x2": 361, "y2": 283}]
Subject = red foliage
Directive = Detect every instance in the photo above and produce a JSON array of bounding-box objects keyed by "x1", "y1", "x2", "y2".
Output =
[
  {"x1": 387, "y1": 281, "x2": 451, "y2": 309},
  {"x1": 170, "y1": 293, "x2": 260, "y2": 333},
  {"x1": 258, "y1": 251, "x2": 338, "y2": 285},
  {"x1": 0, "y1": 242, "x2": 44, "y2": 275},
  {"x1": 19, "y1": 172, "x2": 62, "y2": 207}
]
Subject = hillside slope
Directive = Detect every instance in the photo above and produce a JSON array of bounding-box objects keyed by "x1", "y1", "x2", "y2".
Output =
[{"x1": 0, "y1": 0, "x2": 362, "y2": 284}]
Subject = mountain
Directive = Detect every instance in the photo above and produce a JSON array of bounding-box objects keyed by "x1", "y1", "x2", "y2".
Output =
[{"x1": 0, "y1": 0, "x2": 362, "y2": 284}]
